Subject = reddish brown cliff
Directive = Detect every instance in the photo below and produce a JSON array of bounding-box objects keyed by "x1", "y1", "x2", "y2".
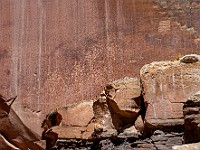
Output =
[{"x1": 0, "y1": 0, "x2": 200, "y2": 134}]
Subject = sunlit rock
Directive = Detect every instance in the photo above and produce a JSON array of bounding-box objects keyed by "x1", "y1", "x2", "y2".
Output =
[
  {"x1": 140, "y1": 54, "x2": 200, "y2": 130},
  {"x1": 93, "y1": 77, "x2": 143, "y2": 138}
]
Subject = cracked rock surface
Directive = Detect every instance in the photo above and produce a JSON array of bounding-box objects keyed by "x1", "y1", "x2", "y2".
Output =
[
  {"x1": 53, "y1": 101, "x2": 95, "y2": 140},
  {"x1": 140, "y1": 58, "x2": 200, "y2": 130}
]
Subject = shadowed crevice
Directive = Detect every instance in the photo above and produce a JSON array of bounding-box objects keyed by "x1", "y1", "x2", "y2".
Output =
[{"x1": 106, "y1": 97, "x2": 139, "y2": 132}]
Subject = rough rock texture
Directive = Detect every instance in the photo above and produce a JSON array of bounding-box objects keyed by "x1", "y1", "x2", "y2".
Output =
[
  {"x1": 54, "y1": 130, "x2": 183, "y2": 150},
  {"x1": 105, "y1": 77, "x2": 142, "y2": 112},
  {"x1": 172, "y1": 142, "x2": 200, "y2": 150},
  {"x1": 52, "y1": 101, "x2": 95, "y2": 139},
  {"x1": 39, "y1": 55, "x2": 200, "y2": 149},
  {"x1": 93, "y1": 77, "x2": 143, "y2": 138},
  {"x1": 140, "y1": 56, "x2": 200, "y2": 130},
  {"x1": 1, "y1": 0, "x2": 200, "y2": 135},
  {"x1": 183, "y1": 91, "x2": 200, "y2": 143},
  {"x1": 0, "y1": 95, "x2": 43, "y2": 150}
]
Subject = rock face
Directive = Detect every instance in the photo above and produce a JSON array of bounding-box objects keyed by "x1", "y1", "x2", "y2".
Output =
[
  {"x1": 93, "y1": 77, "x2": 143, "y2": 138},
  {"x1": 0, "y1": 95, "x2": 43, "y2": 150},
  {"x1": 140, "y1": 56, "x2": 200, "y2": 130},
  {"x1": 52, "y1": 101, "x2": 94, "y2": 140},
  {"x1": 1, "y1": 0, "x2": 200, "y2": 135},
  {"x1": 183, "y1": 91, "x2": 200, "y2": 144},
  {"x1": 0, "y1": 0, "x2": 200, "y2": 148}
]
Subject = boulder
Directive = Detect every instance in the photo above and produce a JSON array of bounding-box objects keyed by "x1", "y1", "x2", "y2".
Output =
[
  {"x1": 51, "y1": 101, "x2": 94, "y2": 139},
  {"x1": 183, "y1": 91, "x2": 200, "y2": 143},
  {"x1": 179, "y1": 54, "x2": 200, "y2": 63},
  {"x1": 93, "y1": 77, "x2": 143, "y2": 137},
  {"x1": 140, "y1": 55, "x2": 200, "y2": 129}
]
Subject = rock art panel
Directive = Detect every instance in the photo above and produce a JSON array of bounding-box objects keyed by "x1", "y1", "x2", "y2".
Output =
[{"x1": 140, "y1": 54, "x2": 200, "y2": 129}]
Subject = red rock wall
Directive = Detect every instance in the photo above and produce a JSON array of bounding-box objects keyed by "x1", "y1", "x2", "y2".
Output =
[{"x1": 0, "y1": 0, "x2": 200, "y2": 133}]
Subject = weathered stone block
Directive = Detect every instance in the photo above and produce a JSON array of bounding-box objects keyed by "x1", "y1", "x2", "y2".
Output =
[
  {"x1": 49, "y1": 101, "x2": 95, "y2": 139},
  {"x1": 140, "y1": 56, "x2": 200, "y2": 128},
  {"x1": 58, "y1": 101, "x2": 94, "y2": 127}
]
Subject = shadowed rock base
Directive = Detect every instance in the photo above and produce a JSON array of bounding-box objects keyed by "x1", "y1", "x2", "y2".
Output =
[{"x1": 52, "y1": 130, "x2": 183, "y2": 150}]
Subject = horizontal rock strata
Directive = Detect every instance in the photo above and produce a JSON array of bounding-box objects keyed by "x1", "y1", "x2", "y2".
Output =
[{"x1": 183, "y1": 90, "x2": 200, "y2": 143}]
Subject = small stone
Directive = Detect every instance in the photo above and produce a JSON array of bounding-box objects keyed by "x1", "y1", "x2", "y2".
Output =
[
  {"x1": 180, "y1": 54, "x2": 199, "y2": 63},
  {"x1": 118, "y1": 125, "x2": 141, "y2": 139}
]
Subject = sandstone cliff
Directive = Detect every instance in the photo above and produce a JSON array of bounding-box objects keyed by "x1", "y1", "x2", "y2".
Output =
[{"x1": 1, "y1": 0, "x2": 200, "y2": 134}]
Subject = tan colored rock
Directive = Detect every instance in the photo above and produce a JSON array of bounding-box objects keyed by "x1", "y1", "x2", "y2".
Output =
[
  {"x1": 52, "y1": 126, "x2": 85, "y2": 139},
  {"x1": 140, "y1": 57, "x2": 200, "y2": 128},
  {"x1": 118, "y1": 125, "x2": 141, "y2": 138},
  {"x1": 53, "y1": 121, "x2": 94, "y2": 139},
  {"x1": 183, "y1": 91, "x2": 200, "y2": 143},
  {"x1": 172, "y1": 142, "x2": 200, "y2": 150},
  {"x1": 58, "y1": 101, "x2": 94, "y2": 127},
  {"x1": 93, "y1": 94, "x2": 114, "y2": 131},
  {"x1": 93, "y1": 77, "x2": 143, "y2": 137},
  {"x1": 48, "y1": 101, "x2": 95, "y2": 139},
  {"x1": 106, "y1": 77, "x2": 142, "y2": 112}
]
